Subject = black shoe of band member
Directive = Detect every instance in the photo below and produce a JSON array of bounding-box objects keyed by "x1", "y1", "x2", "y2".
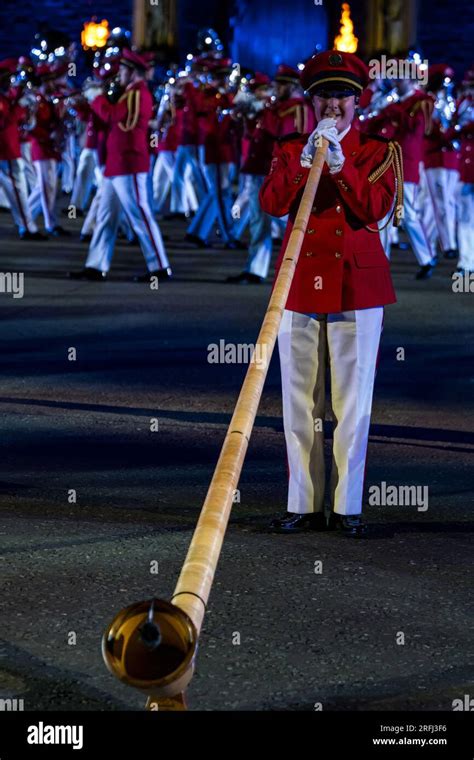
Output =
[
  {"x1": 270, "y1": 512, "x2": 328, "y2": 533},
  {"x1": 133, "y1": 267, "x2": 173, "y2": 282},
  {"x1": 19, "y1": 231, "x2": 49, "y2": 241},
  {"x1": 69, "y1": 267, "x2": 107, "y2": 281},
  {"x1": 79, "y1": 233, "x2": 92, "y2": 243},
  {"x1": 185, "y1": 233, "x2": 207, "y2": 248},
  {"x1": 327, "y1": 513, "x2": 367, "y2": 537},
  {"x1": 50, "y1": 225, "x2": 71, "y2": 237},
  {"x1": 415, "y1": 263, "x2": 435, "y2": 280},
  {"x1": 226, "y1": 271, "x2": 264, "y2": 284},
  {"x1": 443, "y1": 249, "x2": 458, "y2": 260}
]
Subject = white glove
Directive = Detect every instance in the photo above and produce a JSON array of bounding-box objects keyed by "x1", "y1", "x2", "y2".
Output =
[
  {"x1": 83, "y1": 85, "x2": 103, "y2": 103},
  {"x1": 300, "y1": 117, "x2": 345, "y2": 174}
]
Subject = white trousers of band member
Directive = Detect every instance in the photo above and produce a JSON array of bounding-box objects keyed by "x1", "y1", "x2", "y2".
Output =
[
  {"x1": 170, "y1": 145, "x2": 205, "y2": 214},
  {"x1": 0, "y1": 158, "x2": 38, "y2": 233},
  {"x1": 423, "y1": 167, "x2": 459, "y2": 252},
  {"x1": 28, "y1": 159, "x2": 58, "y2": 231},
  {"x1": 278, "y1": 307, "x2": 383, "y2": 516},
  {"x1": 187, "y1": 162, "x2": 235, "y2": 243},
  {"x1": 21, "y1": 142, "x2": 37, "y2": 193},
  {"x1": 85, "y1": 172, "x2": 169, "y2": 273},
  {"x1": 272, "y1": 215, "x2": 288, "y2": 240},
  {"x1": 61, "y1": 133, "x2": 76, "y2": 193},
  {"x1": 232, "y1": 173, "x2": 251, "y2": 239},
  {"x1": 152, "y1": 150, "x2": 175, "y2": 213},
  {"x1": 242, "y1": 174, "x2": 272, "y2": 279},
  {"x1": 81, "y1": 166, "x2": 134, "y2": 242},
  {"x1": 401, "y1": 181, "x2": 433, "y2": 265},
  {"x1": 70, "y1": 147, "x2": 99, "y2": 211},
  {"x1": 457, "y1": 182, "x2": 474, "y2": 271}
]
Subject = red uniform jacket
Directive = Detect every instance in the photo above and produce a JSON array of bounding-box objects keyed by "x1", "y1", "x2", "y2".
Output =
[
  {"x1": 241, "y1": 114, "x2": 279, "y2": 176},
  {"x1": 30, "y1": 94, "x2": 62, "y2": 161},
  {"x1": 259, "y1": 127, "x2": 397, "y2": 314},
  {"x1": 91, "y1": 80, "x2": 152, "y2": 177},
  {"x1": 193, "y1": 86, "x2": 236, "y2": 163},
  {"x1": 178, "y1": 82, "x2": 199, "y2": 146},
  {"x1": 0, "y1": 92, "x2": 24, "y2": 160},
  {"x1": 366, "y1": 90, "x2": 432, "y2": 183},
  {"x1": 423, "y1": 119, "x2": 459, "y2": 171},
  {"x1": 459, "y1": 120, "x2": 474, "y2": 183},
  {"x1": 259, "y1": 96, "x2": 316, "y2": 140}
]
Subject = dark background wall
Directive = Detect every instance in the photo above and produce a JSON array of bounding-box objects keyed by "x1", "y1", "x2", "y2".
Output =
[{"x1": 0, "y1": 0, "x2": 472, "y2": 79}]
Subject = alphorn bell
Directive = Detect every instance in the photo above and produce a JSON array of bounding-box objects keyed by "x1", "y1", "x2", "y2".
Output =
[{"x1": 102, "y1": 136, "x2": 330, "y2": 710}]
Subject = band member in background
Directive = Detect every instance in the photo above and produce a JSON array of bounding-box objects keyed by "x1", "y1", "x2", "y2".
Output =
[
  {"x1": 366, "y1": 63, "x2": 435, "y2": 279},
  {"x1": 0, "y1": 57, "x2": 44, "y2": 239},
  {"x1": 456, "y1": 67, "x2": 474, "y2": 274},
  {"x1": 260, "y1": 50, "x2": 402, "y2": 537},
  {"x1": 70, "y1": 49, "x2": 171, "y2": 282}
]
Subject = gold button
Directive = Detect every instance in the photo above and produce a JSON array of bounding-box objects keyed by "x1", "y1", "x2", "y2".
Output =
[
  {"x1": 305, "y1": 252, "x2": 314, "y2": 257},
  {"x1": 466, "y1": 158, "x2": 471, "y2": 164},
  {"x1": 307, "y1": 228, "x2": 315, "y2": 234},
  {"x1": 335, "y1": 252, "x2": 342, "y2": 259},
  {"x1": 312, "y1": 205, "x2": 317, "y2": 212},
  {"x1": 467, "y1": 146, "x2": 471, "y2": 151},
  {"x1": 381, "y1": 128, "x2": 387, "y2": 134},
  {"x1": 335, "y1": 229, "x2": 343, "y2": 236},
  {"x1": 336, "y1": 205, "x2": 342, "y2": 213},
  {"x1": 351, "y1": 151, "x2": 357, "y2": 156}
]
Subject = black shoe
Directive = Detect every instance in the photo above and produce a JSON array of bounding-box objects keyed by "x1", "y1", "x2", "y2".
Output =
[
  {"x1": 164, "y1": 212, "x2": 187, "y2": 221},
  {"x1": 327, "y1": 513, "x2": 367, "y2": 537},
  {"x1": 224, "y1": 238, "x2": 247, "y2": 250},
  {"x1": 79, "y1": 233, "x2": 92, "y2": 243},
  {"x1": 50, "y1": 225, "x2": 71, "y2": 237},
  {"x1": 19, "y1": 230, "x2": 49, "y2": 241},
  {"x1": 185, "y1": 233, "x2": 207, "y2": 248},
  {"x1": 270, "y1": 512, "x2": 328, "y2": 533},
  {"x1": 443, "y1": 249, "x2": 458, "y2": 260},
  {"x1": 133, "y1": 267, "x2": 172, "y2": 283},
  {"x1": 69, "y1": 267, "x2": 107, "y2": 281},
  {"x1": 226, "y1": 271, "x2": 264, "y2": 284},
  {"x1": 415, "y1": 263, "x2": 435, "y2": 280}
]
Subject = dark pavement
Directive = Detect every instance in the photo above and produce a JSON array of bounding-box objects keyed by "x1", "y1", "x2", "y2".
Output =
[{"x1": 0, "y1": 211, "x2": 473, "y2": 711}]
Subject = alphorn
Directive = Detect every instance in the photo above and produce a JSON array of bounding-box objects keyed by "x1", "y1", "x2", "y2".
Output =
[{"x1": 102, "y1": 137, "x2": 330, "y2": 711}]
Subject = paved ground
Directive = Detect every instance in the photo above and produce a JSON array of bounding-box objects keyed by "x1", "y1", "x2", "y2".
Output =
[{"x1": 0, "y1": 210, "x2": 473, "y2": 711}]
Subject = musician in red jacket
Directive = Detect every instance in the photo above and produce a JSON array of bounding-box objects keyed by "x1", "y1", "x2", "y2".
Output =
[
  {"x1": 71, "y1": 49, "x2": 171, "y2": 281},
  {"x1": 0, "y1": 58, "x2": 43, "y2": 239},
  {"x1": 456, "y1": 68, "x2": 474, "y2": 274},
  {"x1": 260, "y1": 51, "x2": 402, "y2": 537}
]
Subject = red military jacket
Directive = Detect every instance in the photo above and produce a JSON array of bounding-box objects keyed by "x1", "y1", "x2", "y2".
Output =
[
  {"x1": 366, "y1": 90, "x2": 432, "y2": 183},
  {"x1": 259, "y1": 126, "x2": 397, "y2": 314},
  {"x1": 91, "y1": 79, "x2": 152, "y2": 177},
  {"x1": 30, "y1": 93, "x2": 62, "y2": 161},
  {"x1": 259, "y1": 96, "x2": 316, "y2": 140},
  {"x1": 457, "y1": 95, "x2": 474, "y2": 183},
  {"x1": 240, "y1": 114, "x2": 275, "y2": 175},
  {"x1": 192, "y1": 85, "x2": 236, "y2": 163},
  {"x1": 0, "y1": 92, "x2": 24, "y2": 160},
  {"x1": 423, "y1": 120, "x2": 460, "y2": 171}
]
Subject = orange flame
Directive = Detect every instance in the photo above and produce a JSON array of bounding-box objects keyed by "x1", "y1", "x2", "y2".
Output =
[
  {"x1": 81, "y1": 19, "x2": 110, "y2": 50},
  {"x1": 334, "y1": 3, "x2": 358, "y2": 53}
]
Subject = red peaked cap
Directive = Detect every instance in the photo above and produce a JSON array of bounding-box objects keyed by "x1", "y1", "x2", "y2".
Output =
[
  {"x1": 301, "y1": 50, "x2": 369, "y2": 95},
  {"x1": 120, "y1": 48, "x2": 149, "y2": 72},
  {"x1": 274, "y1": 64, "x2": 300, "y2": 84},
  {"x1": 249, "y1": 71, "x2": 271, "y2": 91}
]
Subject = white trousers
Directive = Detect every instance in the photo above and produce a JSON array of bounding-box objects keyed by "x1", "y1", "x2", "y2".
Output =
[
  {"x1": 457, "y1": 183, "x2": 474, "y2": 271},
  {"x1": 242, "y1": 174, "x2": 272, "y2": 279},
  {"x1": 0, "y1": 158, "x2": 37, "y2": 233},
  {"x1": 170, "y1": 145, "x2": 204, "y2": 214},
  {"x1": 232, "y1": 173, "x2": 252, "y2": 240},
  {"x1": 21, "y1": 142, "x2": 37, "y2": 193},
  {"x1": 423, "y1": 167, "x2": 459, "y2": 252},
  {"x1": 71, "y1": 147, "x2": 99, "y2": 211},
  {"x1": 278, "y1": 307, "x2": 383, "y2": 516},
  {"x1": 28, "y1": 159, "x2": 58, "y2": 231},
  {"x1": 152, "y1": 150, "x2": 175, "y2": 213},
  {"x1": 187, "y1": 162, "x2": 235, "y2": 243},
  {"x1": 402, "y1": 181, "x2": 434, "y2": 266},
  {"x1": 85, "y1": 172, "x2": 170, "y2": 273},
  {"x1": 61, "y1": 133, "x2": 76, "y2": 193}
]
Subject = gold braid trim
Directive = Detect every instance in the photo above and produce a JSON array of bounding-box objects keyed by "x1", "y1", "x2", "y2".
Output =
[
  {"x1": 365, "y1": 140, "x2": 404, "y2": 232},
  {"x1": 118, "y1": 89, "x2": 141, "y2": 132}
]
